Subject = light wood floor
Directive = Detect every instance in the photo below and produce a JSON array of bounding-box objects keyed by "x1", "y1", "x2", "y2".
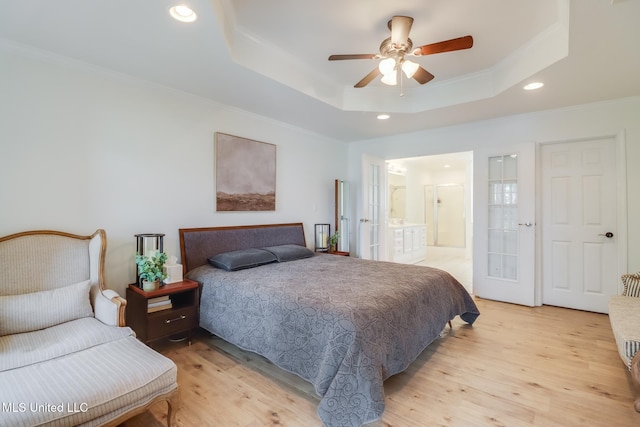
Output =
[
  {"x1": 123, "y1": 298, "x2": 639, "y2": 427},
  {"x1": 417, "y1": 246, "x2": 472, "y2": 294}
]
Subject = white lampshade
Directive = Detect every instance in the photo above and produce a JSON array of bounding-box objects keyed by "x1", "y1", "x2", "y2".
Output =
[
  {"x1": 378, "y1": 58, "x2": 396, "y2": 75},
  {"x1": 380, "y1": 72, "x2": 397, "y2": 86},
  {"x1": 401, "y1": 60, "x2": 420, "y2": 78}
]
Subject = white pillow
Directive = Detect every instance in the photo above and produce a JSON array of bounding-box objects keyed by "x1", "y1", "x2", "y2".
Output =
[{"x1": 0, "y1": 280, "x2": 93, "y2": 336}]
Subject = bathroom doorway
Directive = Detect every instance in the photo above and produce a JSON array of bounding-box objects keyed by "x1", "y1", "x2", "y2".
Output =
[{"x1": 386, "y1": 151, "x2": 473, "y2": 292}]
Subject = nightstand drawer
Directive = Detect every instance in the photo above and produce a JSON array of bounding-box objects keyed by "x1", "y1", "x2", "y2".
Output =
[{"x1": 147, "y1": 306, "x2": 197, "y2": 340}]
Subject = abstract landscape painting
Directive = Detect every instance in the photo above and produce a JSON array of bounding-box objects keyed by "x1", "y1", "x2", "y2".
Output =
[{"x1": 215, "y1": 133, "x2": 276, "y2": 211}]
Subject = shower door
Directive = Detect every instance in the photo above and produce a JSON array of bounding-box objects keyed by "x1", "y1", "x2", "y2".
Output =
[
  {"x1": 424, "y1": 184, "x2": 465, "y2": 247},
  {"x1": 436, "y1": 185, "x2": 465, "y2": 247}
]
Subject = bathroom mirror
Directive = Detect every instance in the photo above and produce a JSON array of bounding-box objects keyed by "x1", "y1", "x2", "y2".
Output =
[
  {"x1": 334, "y1": 179, "x2": 350, "y2": 253},
  {"x1": 388, "y1": 172, "x2": 407, "y2": 221}
]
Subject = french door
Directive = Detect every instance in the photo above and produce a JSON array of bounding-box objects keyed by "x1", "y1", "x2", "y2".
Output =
[
  {"x1": 360, "y1": 155, "x2": 387, "y2": 260},
  {"x1": 473, "y1": 143, "x2": 536, "y2": 306}
]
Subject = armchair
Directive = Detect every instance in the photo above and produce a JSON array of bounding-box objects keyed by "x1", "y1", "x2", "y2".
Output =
[{"x1": 0, "y1": 229, "x2": 178, "y2": 426}]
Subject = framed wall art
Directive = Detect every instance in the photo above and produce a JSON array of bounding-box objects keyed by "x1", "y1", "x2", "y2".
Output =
[{"x1": 215, "y1": 132, "x2": 276, "y2": 211}]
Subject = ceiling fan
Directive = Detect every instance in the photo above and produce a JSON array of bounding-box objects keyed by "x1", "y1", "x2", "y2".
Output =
[{"x1": 328, "y1": 16, "x2": 473, "y2": 88}]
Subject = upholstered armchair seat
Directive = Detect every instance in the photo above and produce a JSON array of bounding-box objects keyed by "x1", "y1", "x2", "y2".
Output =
[{"x1": 0, "y1": 229, "x2": 178, "y2": 426}]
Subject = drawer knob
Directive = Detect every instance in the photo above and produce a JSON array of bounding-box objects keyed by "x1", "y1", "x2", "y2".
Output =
[{"x1": 165, "y1": 315, "x2": 187, "y2": 324}]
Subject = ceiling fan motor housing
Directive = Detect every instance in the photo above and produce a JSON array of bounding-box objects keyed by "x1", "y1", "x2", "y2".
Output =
[{"x1": 380, "y1": 37, "x2": 413, "y2": 58}]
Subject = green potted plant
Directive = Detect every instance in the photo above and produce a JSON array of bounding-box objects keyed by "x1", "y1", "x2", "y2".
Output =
[
  {"x1": 328, "y1": 230, "x2": 340, "y2": 253},
  {"x1": 135, "y1": 251, "x2": 168, "y2": 291}
]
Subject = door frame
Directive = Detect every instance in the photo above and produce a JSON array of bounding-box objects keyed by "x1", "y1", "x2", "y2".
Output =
[{"x1": 534, "y1": 130, "x2": 628, "y2": 304}]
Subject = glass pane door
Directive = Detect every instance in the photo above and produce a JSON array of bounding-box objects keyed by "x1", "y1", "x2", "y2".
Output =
[
  {"x1": 488, "y1": 155, "x2": 518, "y2": 280},
  {"x1": 473, "y1": 143, "x2": 535, "y2": 306},
  {"x1": 368, "y1": 163, "x2": 381, "y2": 260}
]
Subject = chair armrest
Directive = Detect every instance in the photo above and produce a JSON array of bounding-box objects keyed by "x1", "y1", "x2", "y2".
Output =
[
  {"x1": 94, "y1": 289, "x2": 127, "y2": 327},
  {"x1": 632, "y1": 350, "x2": 640, "y2": 412}
]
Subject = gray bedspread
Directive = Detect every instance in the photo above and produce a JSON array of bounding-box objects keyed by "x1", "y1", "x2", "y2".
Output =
[{"x1": 187, "y1": 254, "x2": 479, "y2": 427}]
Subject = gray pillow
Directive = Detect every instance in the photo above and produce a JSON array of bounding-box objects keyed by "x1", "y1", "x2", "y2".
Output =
[
  {"x1": 208, "y1": 248, "x2": 277, "y2": 271},
  {"x1": 262, "y1": 244, "x2": 315, "y2": 262}
]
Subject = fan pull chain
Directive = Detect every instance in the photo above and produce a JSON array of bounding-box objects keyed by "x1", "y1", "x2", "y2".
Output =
[{"x1": 399, "y1": 68, "x2": 404, "y2": 97}]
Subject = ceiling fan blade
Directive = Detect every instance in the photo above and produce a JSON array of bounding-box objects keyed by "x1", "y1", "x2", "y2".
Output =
[
  {"x1": 415, "y1": 35, "x2": 474, "y2": 56},
  {"x1": 412, "y1": 66, "x2": 435, "y2": 85},
  {"x1": 354, "y1": 67, "x2": 381, "y2": 88},
  {"x1": 390, "y1": 16, "x2": 414, "y2": 46},
  {"x1": 329, "y1": 54, "x2": 377, "y2": 61}
]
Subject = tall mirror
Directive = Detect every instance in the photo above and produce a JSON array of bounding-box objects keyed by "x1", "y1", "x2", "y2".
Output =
[{"x1": 335, "y1": 179, "x2": 350, "y2": 253}]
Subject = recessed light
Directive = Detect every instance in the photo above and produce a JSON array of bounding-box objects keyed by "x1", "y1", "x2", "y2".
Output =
[
  {"x1": 377, "y1": 114, "x2": 390, "y2": 120},
  {"x1": 443, "y1": 164, "x2": 451, "y2": 168},
  {"x1": 170, "y1": 5, "x2": 197, "y2": 23},
  {"x1": 524, "y1": 82, "x2": 544, "y2": 90}
]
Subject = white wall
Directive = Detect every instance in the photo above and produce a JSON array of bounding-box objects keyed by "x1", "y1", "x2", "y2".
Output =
[
  {"x1": 0, "y1": 48, "x2": 347, "y2": 295},
  {"x1": 348, "y1": 97, "x2": 640, "y2": 272}
]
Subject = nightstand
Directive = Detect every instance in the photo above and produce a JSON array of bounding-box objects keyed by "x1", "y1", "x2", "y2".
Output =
[{"x1": 125, "y1": 279, "x2": 199, "y2": 346}]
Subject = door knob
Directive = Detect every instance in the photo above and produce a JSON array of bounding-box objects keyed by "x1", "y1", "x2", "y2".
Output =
[
  {"x1": 518, "y1": 222, "x2": 533, "y2": 227},
  {"x1": 598, "y1": 232, "x2": 614, "y2": 238}
]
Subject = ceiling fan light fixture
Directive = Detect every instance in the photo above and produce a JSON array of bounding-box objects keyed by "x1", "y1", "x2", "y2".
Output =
[
  {"x1": 401, "y1": 60, "x2": 419, "y2": 79},
  {"x1": 378, "y1": 58, "x2": 396, "y2": 75},
  {"x1": 170, "y1": 5, "x2": 197, "y2": 23},
  {"x1": 328, "y1": 15, "x2": 474, "y2": 89},
  {"x1": 380, "y1": 72, "x2": 397, "y2": 86}
]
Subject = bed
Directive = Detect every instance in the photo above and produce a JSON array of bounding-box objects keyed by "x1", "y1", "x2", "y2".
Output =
[{"x1": 179, "y1": 223, "x2": 479, "y2": 427}]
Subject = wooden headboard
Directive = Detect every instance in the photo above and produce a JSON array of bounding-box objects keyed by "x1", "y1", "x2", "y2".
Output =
[{"x1": 179, "y1": 223, "x2": 306, "y2": 273}]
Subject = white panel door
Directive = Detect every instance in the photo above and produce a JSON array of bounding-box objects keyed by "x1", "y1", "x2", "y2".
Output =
[
  {"x1": 541, "y1": 138, "x2": 619, "y2": 313},
  {"x1": 360, "y1": 155, "x2": 387, "y2": 260},
  {"x1": 473, "y1": 143, "x2": 536, "y2": 306}
]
